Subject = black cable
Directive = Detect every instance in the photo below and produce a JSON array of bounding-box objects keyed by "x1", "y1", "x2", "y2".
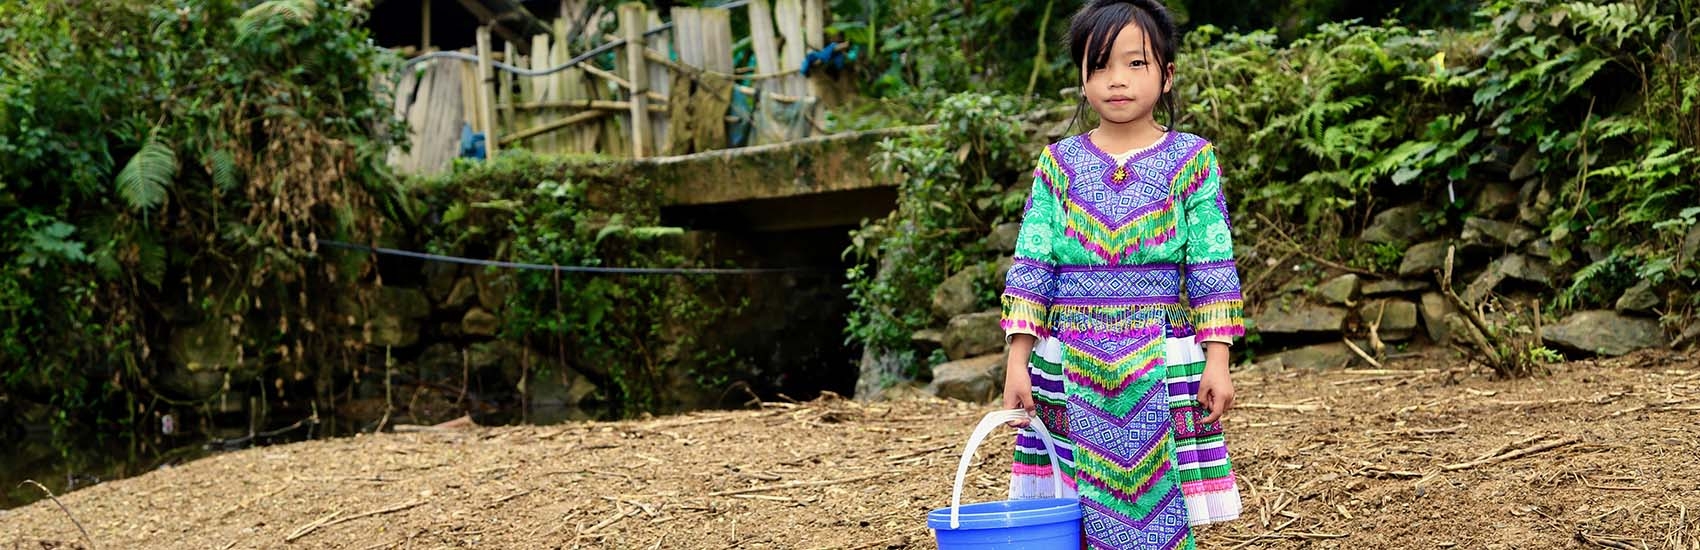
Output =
[{"x1": 318, "y1": 240, "x2": 822, "y2": 275}]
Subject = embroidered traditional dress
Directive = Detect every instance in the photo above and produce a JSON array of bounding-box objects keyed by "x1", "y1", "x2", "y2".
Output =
[{"x1": 1003, "y1": 131, "x2": 1245, "y2": 550}]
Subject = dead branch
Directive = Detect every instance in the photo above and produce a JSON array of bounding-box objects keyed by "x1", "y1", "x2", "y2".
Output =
[
  {"x1": 1439, "y1": 245, "x2": 1509, "y2": 372},
  {"x1": 285, "y1": 500, "x2": 425, "y2": 542},
  {"x1": 1254, "y1": 213, "x2": 1384, "y2": 277},
  {"x1": 708, "y1": 473, "x2": 887, "y2": 497},
  {"x1": 1574, "y1": 531, "x2": 1641, "y2": 549},
  {"x1": 20, "y1": 480, "x2": 96, "y2": 550},
  {"x1": 1443, "y1": 437, "x2": 1580, "y2": 471},
  {"x1": 1342, "y1": 338, "x2": 1385, "y2": 369}
]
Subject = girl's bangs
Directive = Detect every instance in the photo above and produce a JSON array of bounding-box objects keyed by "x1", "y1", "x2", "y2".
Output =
[
  {"x1": 1083, "y1": 5, "x2": 1135, "y2": 71},
  {"x1": 1080, "y1": 3, "x2": 1167, "y2": 72}
]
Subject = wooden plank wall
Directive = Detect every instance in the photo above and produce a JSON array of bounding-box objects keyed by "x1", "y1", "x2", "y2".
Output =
[{"x1": 390, "y1": 1, "x2": 826, "y2": 172}]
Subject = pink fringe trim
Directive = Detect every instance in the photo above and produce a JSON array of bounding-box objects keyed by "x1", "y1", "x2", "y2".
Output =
[
  {"x1": 1195, "y1": 325, "x2": 1246, "y2": 341},
  {"x1": 1001, "y1": 319, "x2": 1050, "y2": 339},
  {"x1": 1181, "y1": 474, "x2": 1238, "y2": 496}
]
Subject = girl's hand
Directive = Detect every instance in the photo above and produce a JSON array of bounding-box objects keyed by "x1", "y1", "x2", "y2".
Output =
[
  {"x1": 1197, "y1": 343, "x2": 1235, "y2": 424},
  {"x1": 1002, "y1": 348, "x2": 1036, "y2": 428}
]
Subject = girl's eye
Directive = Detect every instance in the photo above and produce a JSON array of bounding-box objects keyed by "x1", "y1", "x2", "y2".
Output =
[{"x1": 1130, "y1": 60, "x2": 1148, "y2": 68}]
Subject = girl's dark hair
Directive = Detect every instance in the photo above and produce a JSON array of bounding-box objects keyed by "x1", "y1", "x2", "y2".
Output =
[{"x1": 1066, "y1": 0, "x2": 1180, "y2": 132}]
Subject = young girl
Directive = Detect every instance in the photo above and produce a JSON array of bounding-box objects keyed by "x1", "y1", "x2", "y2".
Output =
[{"x1": 1000, "y1": 1, "x2": 1244, "y2": 548}]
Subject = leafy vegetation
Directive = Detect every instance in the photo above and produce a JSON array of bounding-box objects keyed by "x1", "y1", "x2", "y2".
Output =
[
  {"x1": 0, "y1": 0, "x2": 405, "y2": 433},
  {"x1": 4, "y1": 0, "x2": 1697, "y2": 430},
  {"x1": 408, "y1": 153, "x2": 745, "y2": 413},
  {"x1": 843, "y1": 0, "x2": 1700, "y2": 383},
  {"x1": 844, "y1": 94, "x2": 1036, "y2": 381}
]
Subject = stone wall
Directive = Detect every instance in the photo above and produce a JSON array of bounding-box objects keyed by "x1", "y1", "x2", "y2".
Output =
[{"x1": 876, "y1": 164, "x2": 1699, "y2": 404}]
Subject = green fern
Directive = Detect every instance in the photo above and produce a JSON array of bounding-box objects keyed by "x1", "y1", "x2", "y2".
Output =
[
  {"x1": 235, "y1": 0, "x2": 318, "y2": 41},
  {"x1": 116, "y1": 138, "x2": 178, "y2": 211},
  {"x1": 208, "y1": 149, "x2": 239, "y2": 191}
]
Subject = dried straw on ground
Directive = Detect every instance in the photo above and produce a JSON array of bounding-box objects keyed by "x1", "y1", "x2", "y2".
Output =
[{"x1": 3, "y1": 350, "x2": 1698, "y2": 549}]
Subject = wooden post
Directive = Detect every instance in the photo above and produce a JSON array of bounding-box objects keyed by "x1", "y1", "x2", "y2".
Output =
[
  {"x1": 646, "y1": 10, "x2": 672, "y2": 155},
  {"x1": 774, "y1": 0, "x2": 807, "y2": 98},
  {"x1": 748, "y1": 0, "x2": 781, "y2": 93},
  {"x1": 476, "y1": 26, "x2": 500, "y2": 160},
  {"x1": 501, "y1": 41, "x2": 517, "y2": 141},
  {"x1": 802, "y1": 0, "x2": 824, "y2": 121},
  {"x1": 803, "y1": 0, "x2": 824, "y2": 50},
  {"x1": 531, "y1": 32, "x2": 555, "y2": 154},
  {"x1": 421, "y1": 0, "x2": 432, "y2": 50},
  {"x1": 619, "y1": 3, "x2": 649, "y2": 158},
  {"x1": 701, "y1": 7, "x2": 733, "y2": 74}
]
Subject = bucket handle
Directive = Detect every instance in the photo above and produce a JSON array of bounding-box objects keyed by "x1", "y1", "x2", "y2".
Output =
[{"x1": 947, "y1": 409, "x2": 1065, "y2": 529}]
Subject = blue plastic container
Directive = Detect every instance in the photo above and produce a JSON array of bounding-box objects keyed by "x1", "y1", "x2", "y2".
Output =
[
  {"x1": 929, "y1": 410, "x2": 1081, "y2": 550},
  {"x1": 927, "y1": 498, "x2": 1081, "y2": 549}
]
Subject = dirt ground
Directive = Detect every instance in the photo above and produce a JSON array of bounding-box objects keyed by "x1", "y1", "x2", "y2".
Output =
[{"x1": 3, "y1": 349, "x2": 1698, "y2": 549}]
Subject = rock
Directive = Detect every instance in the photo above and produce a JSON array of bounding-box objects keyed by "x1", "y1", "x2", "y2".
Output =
[
  {"x1": 154, "y1": 364, "x2": 229, "y2": 401},
  {"x1": 445, "y1": 277, "x2": 478, "y2": 309},
  {"x1": 1251, "y1": 355, "x2": 1287, "y2": 371},
  {"x1": 1360, "y1": 205, "x2": 1428, "y2": 244},
  {"x1": 468, "y1": 341, "x2": 522, "y2": 371},
  {"x1": 926, "y1": 354, "x2": 1005, "y2": 403},
  {"x1": 1518, "y1": 181, "x2": 1554, "y2": 227},
  {"x1": 1362, "y1": 279, "x2": 1430, "y2": 296},
  {"x1": 1359, "y1": 299, "x2": 1419, "y2": 342},
  {"x1": 1253, "y1": 305, "x2": 1348, "y2": 335},
  {"x1": 988, "y1": 223, "x2": 1022, "y2": 253},
  {"x1": 1464, "y1": 268, "x2": 1506, "y2": 305},
  {"x1": 368, "y1": 312, "x2": 420, "y2": 348},
  {"x1": 1682, "y1": 223, "x2": 1700, "y2": 266},
  {"x1": 1497, "y1": 254, "x2": 1552, "y2": 285},
  {"x1": 1679, "y1": 322, "x2": 1700, "y2": 351},
  {"x1": 855, "y1": 347, "x2": 909, "y2": 401},
  {"x1": 1461, "y1": 217, "x2": 1537, "y2": 248},
  {"x1": 1445, "y1": 313, "x2": 1485, "y2": 349},
  {"x1": 168, "y1": 321, "x2": 241, "y2": 373},
  {"x1": 993, "y1": 256, "x2": 1015, "y2": 291},
  {"x1": 878, "y1": 382, "x2": 934, "y2": 401},
  {"x1": 912, "y1": 328, "x2": 946, "y2": 359},
  {"x1": 1583, "y1": 243, "x2": 1610, "y2": 264},
  {"x1": 1267, "y1": 343, "x2": 1358, "y2": 369},
  {"x1": 462, "y1": 307, "x2": 501, "y2": 336},
  {"x1": 1615, "y1": 280, "x2": 1661, "y2": 314},
  {"x1": 1540, "y1": 310, "x2": 1666, "y2": 357},
  {"x1": 1466, "y1": 254, "x2": 1552, "y2": 303},
  {"x1": 1475, "y1": 182, "x2": 1521, "y2": 218},
  {"x1": 417, "y1": 343, "x2": 463, "y2": 381},
  {"x1": 1419, "y1": 292, "x2": 1458, "y2": 344},
  {"x1": 933, "y1": 265, "x2": 986, "y2": 320},
  {"x1": 1524, "y1": 237, "x2": 1555, "y2": 258},
  {"x1": 1276, "y1": 274, "x2": 1312, "y2": 296},
  {"x1": 943, "y1": 311, "x2": 1005, "y2": 360},
  {"x1": 1509, "y1": 147, "x2": 1539, "y2": 181},
  {"x1": 1312, "y1": 274, "x2": 1359, "y2": 305},
  {"x1": 530, "y1": 367, "x2": 600, "y2": 407},
  {"x1": 378, "y1": 286, "x2": 432, "y2": 320},
  {"x1": 1398, "y1": 240, "x2": 1450, "y2": 278},
  {"x1": 424, "y1": 261, "x2": 459, "y2": 304},
  {"x1": 913, "y1": 328, "x2": 945, "y2": 346},
  {"x1": 475, "y1": 269, "x2": 514, "y2": 313}
]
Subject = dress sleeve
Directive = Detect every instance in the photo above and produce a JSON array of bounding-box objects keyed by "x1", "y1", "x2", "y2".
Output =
[
  {"x1": 1182, "y1": 144, "x2": 1246, "y2": 345},
  {"x1": 1001, "y1": 150, "x2": 1063, "y2": 341}
]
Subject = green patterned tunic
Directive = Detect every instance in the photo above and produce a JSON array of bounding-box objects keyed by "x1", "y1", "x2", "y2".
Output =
[{"x1": 1002, "y1": 131, "x2": 1245, "y2": 550}]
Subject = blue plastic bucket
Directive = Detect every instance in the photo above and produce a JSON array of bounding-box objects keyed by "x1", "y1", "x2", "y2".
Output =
[
  {"x1": 928, "y1": 498, "x2": 1081, "y2": 549},
  {"x1": 928, "y1": 410, "x2": 1081, "y2": 549}
]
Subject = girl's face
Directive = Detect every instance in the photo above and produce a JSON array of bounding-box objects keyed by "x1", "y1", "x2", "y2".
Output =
[{"x1": 1081, "y1": 23, "x2": 1172, "y2": 126}]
